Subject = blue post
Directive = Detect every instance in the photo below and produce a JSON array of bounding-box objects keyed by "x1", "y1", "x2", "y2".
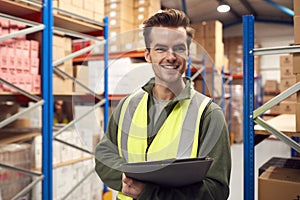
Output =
[
  {"x1": 104, "y1": 16, "x2": 109, "y2": 132},
  {"x1": 103, "y1": 16, "x2": 110, "y2": 197},
  {"x1": 186, "y1": 56, "x2": 191, "y2": 77},
  {"x1": 42, "y1": 0, "x2": 53, "y2": 199},
  {"x1": 181, "y1": 0, "x2": 187, "y2": 14},
  {"x1": 221, "y1": 67, "x2": 225, "y2": 112},
  {"x1": 202, "y1": 54, "x2": 206, "y2": 95},
  {"x1": 229, "y1": 69, "x2": 233, "y2": 134},
  {"x1": 243, "y1": 15, "x2": 255, "y2": 200},
  {"x1": 211, "y1": 63, "x2": 215, "y2": 99}
]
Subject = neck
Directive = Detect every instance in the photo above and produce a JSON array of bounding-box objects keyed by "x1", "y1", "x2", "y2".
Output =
[{"x1": 153, "y1": 79, "x2": 185, "y2": 100}]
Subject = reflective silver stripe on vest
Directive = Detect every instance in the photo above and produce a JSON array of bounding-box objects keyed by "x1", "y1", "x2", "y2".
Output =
[
  {"x1": 120, "y1": 90, "x2": 146, "y2": 161},
  {"x1": 177, "y1": 92, "x2": 208, "y2": 158}
]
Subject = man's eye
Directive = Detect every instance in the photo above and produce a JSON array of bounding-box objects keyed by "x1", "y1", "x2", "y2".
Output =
[
  {"x1": 173, "y1": 46, "x2": 186, "y2": 52},
  {"x1": 155, "y1": 47, "x2": 167, "y2": 52}
]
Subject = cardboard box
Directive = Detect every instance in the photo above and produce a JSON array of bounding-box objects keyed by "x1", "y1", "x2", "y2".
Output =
[
  {"x1": 134, "y1": 0, "x2": 160, "y2": 8},
  {"x1": 74, "y1": 65, "x2": 89, "y2": 93},
  {"x1": 105, "y1": 0, "x2": 134, "y2": 5},
  {"x1": 106, "y1": 3, "x2": 134, "y2": 23},
  {"x1": 293, "y1": 53, "x2": 300, "y2": 74},
  {"x1": 264, "y1": 80, "x2": 278, "y2": 93},
  {"x1": 279, "y1": 101, "x2": 296, "y2": 114},
  {"x1": 279, "y1": 76, "x2": 296, "y2": 91},
  {"x1": 280, "y1": 64, "x2": 294, "y2": 78},
  {"x1": 202, "y1": 20, "x2": 223, "y2": 40},
  {"x1": 294, "y1": 16, "x2": 300, "y2": 44},
  {"x1": 280, "y1": 54, "x2": 293, "y2": 67},
  {"x1": 295, "y1": 0, "x2": 300, "y2": 15},
  {"x1": 258, "y1": 166, "x2": 300, "y2": 200},
  {"x1": 53, "y1": 76, "x2": 73, "y2": 94}
]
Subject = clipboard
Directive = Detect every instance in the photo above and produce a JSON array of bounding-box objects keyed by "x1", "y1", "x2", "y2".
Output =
[{"x1": 121, "y1": 157, "x2": 213, "y2": 187}]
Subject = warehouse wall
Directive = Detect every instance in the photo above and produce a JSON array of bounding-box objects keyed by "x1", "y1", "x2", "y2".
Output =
[{"x1": 224, "y1": 22, "x2": 294, "y2": 85}]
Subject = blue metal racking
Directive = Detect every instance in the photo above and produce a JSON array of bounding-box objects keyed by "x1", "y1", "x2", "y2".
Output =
[
  {"x1": 0, "y1": 0, "x2": 109, "y2": 199},
  {"x1": 243, "y1": 15, "x2": 300, "y2": 200},
  {"x1": 41, "y1": 0, "x2": 54, "y2": 199}
]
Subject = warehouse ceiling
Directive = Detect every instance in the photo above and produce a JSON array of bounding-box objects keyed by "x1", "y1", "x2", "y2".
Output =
[{"x1": 161, "y1": 0, "x2": 294, "y2": 28}]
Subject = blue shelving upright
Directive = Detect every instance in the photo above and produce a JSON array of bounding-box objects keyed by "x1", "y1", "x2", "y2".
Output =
[
  {"x1": 243, "y1": 15, "x2": 300, "y2": 200},
  {"x1": 242, "y1": 15, "x2": 255, "y2": 200}
]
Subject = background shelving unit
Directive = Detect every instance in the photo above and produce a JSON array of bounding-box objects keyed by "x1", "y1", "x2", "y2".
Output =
[
  {"x1": 243, "y1": 15, "x2": 300, "y2": 200},
  {"x1": 0, "y1": 0, "x2": 108, "y2": 199}
]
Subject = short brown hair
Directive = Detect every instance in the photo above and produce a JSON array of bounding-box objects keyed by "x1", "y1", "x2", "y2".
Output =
[{"x1": 143, "y1": 9, "x2": 194, "y2": 50}]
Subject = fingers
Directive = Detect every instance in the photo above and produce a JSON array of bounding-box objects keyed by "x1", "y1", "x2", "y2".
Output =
[{"x1": 122, "y1": 173, "x2": 145, "y2": 199}]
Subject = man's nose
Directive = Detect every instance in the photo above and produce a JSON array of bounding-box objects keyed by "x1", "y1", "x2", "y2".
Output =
[{"x1": 165, "y1": 49, "x2": 177, "y2": 61}]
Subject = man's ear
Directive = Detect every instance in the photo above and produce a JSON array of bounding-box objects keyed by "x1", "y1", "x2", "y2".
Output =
[{"x1": 144, "y1": 49, "x2": 151, "y2": 63}]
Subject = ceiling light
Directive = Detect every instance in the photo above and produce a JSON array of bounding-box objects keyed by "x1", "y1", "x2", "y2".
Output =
[{"x1": 217, "y1": 4, "x2": 230, "y2": 13}]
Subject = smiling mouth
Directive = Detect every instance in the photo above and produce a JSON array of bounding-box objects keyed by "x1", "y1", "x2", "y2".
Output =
[{"x1": 160, "y1": 65, "x2": 179, "y2": 69}]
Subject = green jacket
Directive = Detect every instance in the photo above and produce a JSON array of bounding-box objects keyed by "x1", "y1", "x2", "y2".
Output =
[{"x1": 95, "y1": 77, "x2": 231, "y2": 200}]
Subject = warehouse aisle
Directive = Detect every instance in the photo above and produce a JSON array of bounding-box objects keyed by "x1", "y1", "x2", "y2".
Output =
[{"x1": 228, "y1": 138, "x2": 291, "y2": 200}]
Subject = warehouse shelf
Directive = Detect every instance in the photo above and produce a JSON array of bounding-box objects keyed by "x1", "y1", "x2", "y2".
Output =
[
  {"x1": 255, "y1": 114, "x2": 300, "y2": 136},
  {"x1": 0, "y1": 0, "x2": 103, "y2": 35},
  {"x1": 0, "y1": 128, "x2": 40, "y2": 144},
  {"x1": 32, "y1": 156, "x2": 94, "y2": 171},
  {"x1": 0, "y1": 0, "x2": 109, "y2": 199},
  {"x1": 73, "y1": 50, "x2": 145, "y2": 62},
  {"x1": 243, "y1": 15, "x2": 300, "y2": 200}
]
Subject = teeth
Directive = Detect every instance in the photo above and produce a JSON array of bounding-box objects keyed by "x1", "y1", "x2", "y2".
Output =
[{"x1": 162, "y1": 65, "x2": 178, "y2": 69}]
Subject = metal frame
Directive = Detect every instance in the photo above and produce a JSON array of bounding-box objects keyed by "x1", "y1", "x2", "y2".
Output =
[
  {"x1": 243, "y1": 15, "x2": 255, "y2": 200},
  {"x1": 49, "y1": 16, "x2": 109, "y2": 199},
  {"x1": 41, "y1": 0, "x2": 53, "y2": 199},
  {"x1": 0, "y1": 5, "x2": 46, "y2": 200},
  {"x1": 243, "y1": 15, "x2": 300, "y2": 200},
  {"x1": 0, "y1": 0, "x2": 108, "y2": 199}
]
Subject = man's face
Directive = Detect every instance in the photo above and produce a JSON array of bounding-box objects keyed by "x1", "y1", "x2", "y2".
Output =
[{"x1": 144, "y1": 27, "x2": 189, "y2": 85}]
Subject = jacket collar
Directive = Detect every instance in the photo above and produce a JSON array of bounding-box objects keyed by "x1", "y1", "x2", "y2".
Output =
[{"x1": 142, "y1": 77, "x2": 193, "y2": 101}]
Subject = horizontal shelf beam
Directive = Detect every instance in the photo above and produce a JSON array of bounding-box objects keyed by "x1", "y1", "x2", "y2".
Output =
[
  {"x1": 0, "y1": 12, "x2": 40, "y2": 26},
  {"x1": 53, "y1": 7, "x2": 103, "y2": 27},
  {"x1": 0, "y1": 24, "x2": 44, "y2": 41},
  {"x1": 18, "y1": 0, "x2": 42, "y2": 8},
  {"x1": 54, "y1": 27, "x2": 103, "y2": 41},
  {"x1": 252, "y1": 45, "x2": 300, "y2": 55}
]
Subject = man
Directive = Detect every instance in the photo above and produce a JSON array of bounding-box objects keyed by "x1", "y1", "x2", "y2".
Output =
[{"x1": 95, "y1": 8, "x2": 231, "y2": 200}]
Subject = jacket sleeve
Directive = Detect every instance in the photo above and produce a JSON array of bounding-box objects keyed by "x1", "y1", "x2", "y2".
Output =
[
  {"x1": 94, "y1": 98, "x2": 127, "y2": 191},
  {"x1": 137, "y1": 103, "x2": 231, "y2": 200}
]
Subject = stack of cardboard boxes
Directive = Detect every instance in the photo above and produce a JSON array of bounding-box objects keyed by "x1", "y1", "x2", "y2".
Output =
[
  {"x1": 294, "y1": 0, "x2": 300, "y2": 132},
  {"x1": 0, "y1": 19, "x2": 40, "y2": 93},
  {"x1": 224, "y1": 36, "x2": 261, "y2": 75},
  {"x1": 52, "y1": 33, "x2": 74, "y2": 94},
  {"x1": 191, "y1": 20, "x2": 224, "y2": 72},
  {"x1": 104, "y1": 0, "x2": 161, "y2": 53},
  {"x1": 51, "y1": 0, "x2": 104, "y2": 22},
  {"x1": 263, "y1": 80, "x2": 280, "y2": 115},
  {"x1": 278, "y1": 55, "x2": 297, "y2": 114},
  {"x1": 0, "y1": 144, "x2": 32, "y2": 200}
]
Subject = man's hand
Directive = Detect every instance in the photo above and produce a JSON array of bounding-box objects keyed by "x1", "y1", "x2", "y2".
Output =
[{"x1": 122, "y1": 173, "x2": 145, "y2": 199}]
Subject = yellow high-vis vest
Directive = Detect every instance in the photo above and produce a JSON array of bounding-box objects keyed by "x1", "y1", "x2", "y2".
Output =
[{"x1": 117, "y1": 89, "x2": 211, "y2": 200}]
